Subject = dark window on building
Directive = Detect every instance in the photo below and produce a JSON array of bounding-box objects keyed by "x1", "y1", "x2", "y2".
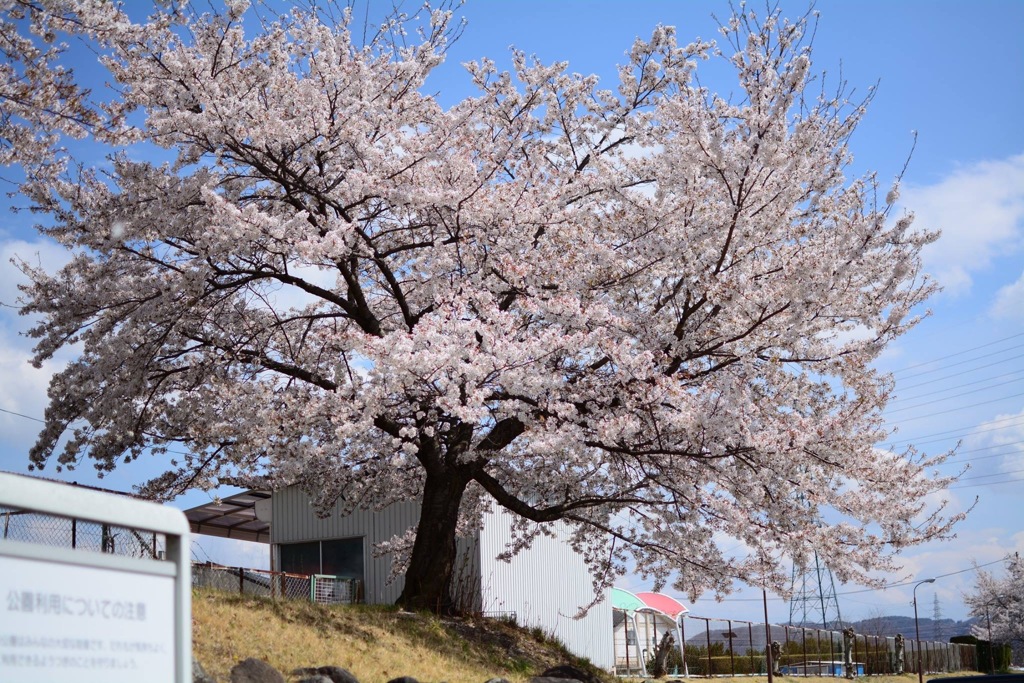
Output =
[
  {"x1": 279, "y1": 540, "x2": 320, "y2": 576},
  {"x1": 321, "y1": 537, "x2": 363, "y2": 580},
  {"x1": 280, "y1": 537, "x2": 364, "y2": 583}
]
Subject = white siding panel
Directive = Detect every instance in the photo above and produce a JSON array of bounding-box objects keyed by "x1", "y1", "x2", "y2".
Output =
[{"x1": 478, "y1": 508, "x2": 614, "y2": 671}]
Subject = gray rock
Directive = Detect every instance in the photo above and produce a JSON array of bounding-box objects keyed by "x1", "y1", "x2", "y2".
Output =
[
  {"x1": 484, "y1": 679, "x2": 511, "y2": 683},
  {"x1": 290, "y1": 667, "x2": 359, "y2": 683},
  {"x1": 230, "y1": 658, "x2": 285, "y2": 683},
  {"x1": 386, "y1": 678, "x2": 419, "y2": 683},
  {"x1": 297, "y1": 678, "x2": 334, "y2": 683},
  {"x1": 193, "y1": 659, "x2": 217, "y2": 683},
  {"x1": 537, "y1": 665, "x2": 602, "y2": 683}
]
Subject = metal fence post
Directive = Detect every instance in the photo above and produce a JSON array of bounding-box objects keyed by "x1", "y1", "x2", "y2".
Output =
[
  {"x1": 816, "y1": 630, "x2": 824, "y2": 676},
  {"x1": 853, "y1": 631, "x2": 859, "y2": 677},
  {"x1": 749, "y1": 622, "x2": 756, "y2": 675},
  {"x1": 728, "y1": 620, "x2": 736, "y2": 676},
  {"x1": 680, "y1": 616, "x2": 687, "y2": 677},
  {"x1": 829, "y1": 629, "x2": 836, "y2": 677},
  {"x1": 784, "y1": 625, "x2": 791, "y2": 672},
  {"x1": 706, "y1": 618, "x2": 713, "y2": 676},
  {"x1": 802, "y1": 627, "x2": 808, "y2": 674}
]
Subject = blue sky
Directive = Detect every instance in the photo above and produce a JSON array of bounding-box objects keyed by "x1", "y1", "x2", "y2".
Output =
[{"x1": 1, "y1": 1, "x2": 1022, "y2": 625}]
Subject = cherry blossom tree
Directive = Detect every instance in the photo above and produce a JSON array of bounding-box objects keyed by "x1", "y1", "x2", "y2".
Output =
[
  {"x1": 967, "y1": 555, "x2": 1024, "y2": 665},
  {"x1": 5, "y1": 1, "x2": 964, "y2": 613}
]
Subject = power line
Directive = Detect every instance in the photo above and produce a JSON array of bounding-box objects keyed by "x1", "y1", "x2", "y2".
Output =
[
  {"x1": 891, "y1": 367, "x2": 1024, "y2": 404},
  {"x1": 889, "y1": 332, "x2": 1024, "y2": 376},
  {"x1": 0, "y1": 406, "x2": 45, "y2": 423},
  {"x1": 954, "y1": 467, "x2": 1024, "y2": 483},
  {"x1": 0, "y1": 406, "x2": 195, "y2": 457},
  {"x1": 928, "y1": 444, "x2": 1024, "y2": 473},
  {"x1": 951, "y1": 476, "x2": 1024, "y2": 491},
  {"x1": 896, "y1": 364, "x2": 1024, "y2": 395},
  {"x1": 886, "y1": 376, "x2": 1024, "y2": 415},
  {"x1": 950, "y1": 439, "x2": 1024, "y2": 457},
  {"x1": 832, "y1": 558, "x2": 1010, "y2": 596},
  {"x1": 894, "y1": 348, "x2": 1024, "y2": 382},
  {"x1": 885, "y1": 391, "x2": 1024, "y2": 424},
  {"x1": 702, "y1": 557, "x2": 1012, "y2": 602},
  {"x1": 7, "y1": 393, "x2": 1022, "y2": 464},
  {"x1": 885, "y1": 415, "x2": 1024, "y2": 447}
]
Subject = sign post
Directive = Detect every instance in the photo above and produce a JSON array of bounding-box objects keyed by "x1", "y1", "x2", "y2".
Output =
[{"x1": 0, "y1": 473, "x2": 191, "y2": 682}]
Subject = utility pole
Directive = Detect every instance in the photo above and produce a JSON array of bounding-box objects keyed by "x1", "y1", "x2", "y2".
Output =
[
  {"x1": 914, "y1": 578, "x2": 935, "y2": 683},
  {"x1": 985, "y1": 603, "x2": 994, "y2": 674},
  {"x1": 764, "y1": 588, "x2": 774, "y2": 683}
]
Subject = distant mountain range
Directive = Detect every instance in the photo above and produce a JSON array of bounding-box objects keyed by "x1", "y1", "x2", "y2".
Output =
[
  {"x1": 683, "y1": 616, "x2": 978, "y2": 648},
  {"x1": 850, "y1": 615, "x2": 977, "y2": 642}
]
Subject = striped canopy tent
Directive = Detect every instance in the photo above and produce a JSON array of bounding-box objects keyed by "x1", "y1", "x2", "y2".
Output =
[
  {"x1": 635, "y1": 591, "x2": 689, "y2": 619},
  {"x1": 611, "y1": 588, "x2": 689, "y2": 676},
  {"x1": 611, "y1": 586, "x2": 648, "y2": 613}
]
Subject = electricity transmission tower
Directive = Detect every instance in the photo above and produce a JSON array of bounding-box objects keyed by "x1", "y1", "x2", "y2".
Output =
[
  {"x1": 788, "y1": 552, "x2": 844, "y2": 629},
  {"x1": 933, "y1": 594, "x2": 944, "y2": 641}
]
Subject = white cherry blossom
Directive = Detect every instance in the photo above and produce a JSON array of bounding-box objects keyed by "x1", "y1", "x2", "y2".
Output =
[{"x1": 3, "y1": 2, "x2": 963, "y2": 612}]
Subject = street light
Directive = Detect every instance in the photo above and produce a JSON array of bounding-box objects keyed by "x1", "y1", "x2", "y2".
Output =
[{"x1": 913, "y1": 578, "x2": 936, "y2": 683}]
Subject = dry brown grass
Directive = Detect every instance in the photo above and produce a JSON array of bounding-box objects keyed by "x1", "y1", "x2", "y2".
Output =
[
  {"x1": 192, "y1": 590, "x2": 982, "y2": 683},
  {"x1": 191, "y1": 588, "x2": 607, "y2": 683}
]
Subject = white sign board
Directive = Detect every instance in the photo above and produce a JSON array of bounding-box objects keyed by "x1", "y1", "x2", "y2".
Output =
[
  {"x1": 0, "y1": 473, "x2": 191, "y2": 683},
  {"x1": 1, "y1": 555, "x2": 176, "y2": 681}
]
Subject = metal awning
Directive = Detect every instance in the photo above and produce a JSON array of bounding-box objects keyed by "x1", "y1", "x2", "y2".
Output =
[
  {"x1": 635, "y1": 591, "x2": 689, "y2": 618},
  {"x1": 182, "y1": 490, "x2": 271, "y2": 543}
]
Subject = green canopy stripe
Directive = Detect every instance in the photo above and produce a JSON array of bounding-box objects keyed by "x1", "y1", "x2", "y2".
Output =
[{"x1": 611, "y1": 587, "x2": 647, "y2": 612}]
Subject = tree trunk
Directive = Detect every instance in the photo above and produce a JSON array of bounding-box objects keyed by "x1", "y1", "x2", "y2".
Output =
[{"x1": 396, "y1": 467, "x2": 470, "y2": 614}]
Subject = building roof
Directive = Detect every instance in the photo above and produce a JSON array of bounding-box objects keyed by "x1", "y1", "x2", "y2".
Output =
[
  {"x1": 612, "y1": 586, "x2": 690, "y2": 619},
  {"x1": 634, "y1": 591, "x2": 689, "y2": 618},
  {"x1": 611, "y1": 587, "x2": 648, "y2": 612},
  {"x1": 182, "y1": 490, "x2": 271, "y2": 543}
]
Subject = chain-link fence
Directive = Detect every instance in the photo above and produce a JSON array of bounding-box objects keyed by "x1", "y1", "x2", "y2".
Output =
[
  {"x1": 190, "y1": 563, "x2": 363, "y2": 605},
  {"x1": 1, "y1": 505, "x2": 165, "y2": 558},
  {"x1": 676, "y1": 616, "x2": 977, "y2": 677},
  {"x1": 2, "y1": 503, "x2": 362, "y2": 607}
]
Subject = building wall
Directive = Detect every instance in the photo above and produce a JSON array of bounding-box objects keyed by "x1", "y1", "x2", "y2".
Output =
[
  {"x1": 270, "y1": 487, "x2": 613, "y2": 670},
  {"x1": 477, "y1": 507, "x2": 614, "y2": 671},
  {"x1": 270, "y1": 486, "x2": 421, "y2": 605}
]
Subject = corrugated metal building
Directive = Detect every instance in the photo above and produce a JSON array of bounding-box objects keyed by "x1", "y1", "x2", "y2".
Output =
[
  {"x1": 475, "y1": 507, "x2": 613, "y2": 670},
  {"x1": 195, "y1": 486, "x2": 613, "y2": 670}
]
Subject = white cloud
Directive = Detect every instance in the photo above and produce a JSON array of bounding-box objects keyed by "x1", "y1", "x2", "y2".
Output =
[
  {"x1": 904, "y1": 154, "x2": 1024, "y2": 296},
  {"x1": 0, "y1": 237, "x2": 77, "y2": 473},
  {"x1": 0, "y1": 326, "x2": 74, "y2": 472},
  {"x1": 261, "y1": 262, "x2": 338, "y2": 312},
  {"x1": 0, "y1": 237, "x2": 71, "y2": 313},
  {"x1": 966, "y1": 408, "x2": 1024, "y2": 474},
  {"x1": 990, "y1": 269, "x2": 1024, "y2": 320}
]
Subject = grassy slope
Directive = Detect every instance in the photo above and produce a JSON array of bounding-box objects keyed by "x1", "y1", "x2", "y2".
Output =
[
  {"x1": 192, "y1": 588, "x2": 608, "y2": 683},
  {"x1": 192, "y1": 590, "x2": 981, "y2": 683}
]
